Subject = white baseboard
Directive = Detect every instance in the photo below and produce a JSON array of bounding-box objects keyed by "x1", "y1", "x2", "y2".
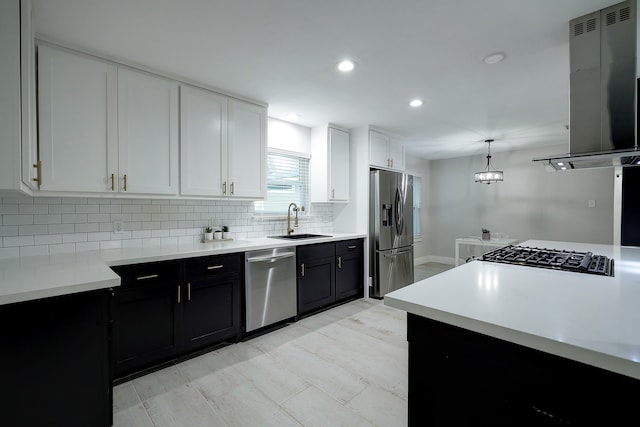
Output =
[{"x1": 415, "y1": 255, "x2": 455, "y2": 266}]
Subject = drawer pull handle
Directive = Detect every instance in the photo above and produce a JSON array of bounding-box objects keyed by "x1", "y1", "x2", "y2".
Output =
[
  {"x1": 338, "y1": 256, "x2": 342, "y2": 269},
  {"x1": 348, "y1": 245, "x2": 357, "y2": 249},
  {"x1": 300, "y1": 263, "x2": 305, "y2": 277},
  {"x1": 207, "y1": 265, "x2": 224, "y2": 270},
  {"x1": 177, "y1": 285, "x2": 181, "y2": 304},
  {"x1": 136, "y1": 274, "x2": 159, "y2": 281}
]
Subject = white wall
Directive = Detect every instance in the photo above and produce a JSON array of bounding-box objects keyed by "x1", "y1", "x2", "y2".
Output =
[
  {"x1": 426, "y1": 144, "x2": 615, "y2": 260},
  {"x1": 267, "y1": 117, "x2": 311, "y2": 154}
]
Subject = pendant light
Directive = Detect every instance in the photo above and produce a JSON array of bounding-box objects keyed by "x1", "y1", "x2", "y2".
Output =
[{"x1": 475, "y1": 139, "x2": 504, "y2": 184}]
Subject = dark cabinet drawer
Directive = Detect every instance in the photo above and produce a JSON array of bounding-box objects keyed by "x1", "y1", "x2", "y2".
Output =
[
  {"x1": 111, "y1": 260, "x2": 181, "y2": 288},
  {"x1": 184, "y1": 253, "x2": 242, "y2": 280},
  {"x1": 336, "y1": 239, "x2": 363, "y2": 255},
  {"x1": 297, "y1": 242, "x2": 335, "y2": 261}
]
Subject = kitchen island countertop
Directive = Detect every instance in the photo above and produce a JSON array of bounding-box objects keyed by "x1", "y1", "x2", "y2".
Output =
[
  {"x1": 0, "y1": 232, "x2": 365, "y2": 306},
  {"x1": 385, "y1": 239, "x2": 640, "y2": 380}
]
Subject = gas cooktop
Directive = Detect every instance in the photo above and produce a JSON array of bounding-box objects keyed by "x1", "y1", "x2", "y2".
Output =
[{"x1": 479, "y1": 245, "x2": 614, "y2": 277}]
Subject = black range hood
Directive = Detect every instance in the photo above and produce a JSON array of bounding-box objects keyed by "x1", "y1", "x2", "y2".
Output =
[{"x1": 534, "y1": 0, "x2": 639, "y2": 170}]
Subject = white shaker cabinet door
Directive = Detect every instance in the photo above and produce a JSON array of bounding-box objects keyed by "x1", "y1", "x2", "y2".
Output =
[
  {"x1": 227, "y1": 99, "x2": 266, "y2": 199},
  {"x1": 38, "y1": 44, "x2": 117, "y2": 192},
  {"x1": 118, "y1": 68, "x2": 179, "y2": 195},
  {"x1": 369, "y1": 130, "x2": 390, "y2": 169},
  {"x1": 180, "y1": 86, "x2": 227, "y2": 197},
  {"x1": 388, "y1": 137, "x2": 405, "y2": 171},
  {"x1": 328, "y1": 127, "x2": 349, "y2": 201}
]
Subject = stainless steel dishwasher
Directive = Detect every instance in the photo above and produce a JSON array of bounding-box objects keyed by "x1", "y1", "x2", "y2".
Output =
[{"x1": 245, "y1": 247, "x2": 297, "y2": 333}]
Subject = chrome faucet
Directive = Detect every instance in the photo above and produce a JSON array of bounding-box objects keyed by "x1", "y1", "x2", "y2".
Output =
[{"x1": 287, "y1": 203, "x2": 304, "y2": 235}]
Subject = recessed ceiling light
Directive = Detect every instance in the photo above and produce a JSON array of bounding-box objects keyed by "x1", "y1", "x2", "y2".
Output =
[
  {"x1": 483, "y1": 52, "x2": 506, "y2": 64},
  {"x1": 409, "y1": 99, "x2": 423, "y2": 108},
  {"x1": 286, "y1": 113, "x2": 300, "y2": 121},
  {"x1": 337, "y1": 60, "x2": 356, "y2": 72}
]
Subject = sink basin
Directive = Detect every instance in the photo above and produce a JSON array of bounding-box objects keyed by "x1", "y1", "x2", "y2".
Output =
[{"x1": 269, "y1": 234, "x2": 331, "y2": 240}]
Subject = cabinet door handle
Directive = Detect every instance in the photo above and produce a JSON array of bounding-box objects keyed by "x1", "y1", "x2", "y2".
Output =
[
  {"x1": 187, "y1": 283, "x2": 191, "y2": 301},
  {"x1": 136, "y1": 274, "x2": 159, "y2": 281},
  {"x1": 207, "y1": 265, "x2": 224, "y2": 270},
  {"x1": 348, "y1": 245, "x2": 357, "y2": 249},
  {"x1": 123, "y1": 174, "x2": 127, "y2": 191},
  {"x1": 32, "y1": 160, "x2": 42, "y2": 187},
  {"x1": 391, "y1": 159, "x2": 394, "y2": 168},
  {"x1": 110, "y1": 173, "x2": 115, "y2": 191},
  {"x1": 331, "y1": 189, "x2": 335, "y2": 199},
  {"x1": 230, "y1": 182, "x2": 234, "y2": 195},
  {"x1": 223, "y1": 181, "x2": 227, "y2": 195},
  {"x1": 338, "y1": 256, "x2": 342, "y2": 269},
  {"x1": 300, "y1": 263, "x2": 305, "y2": 277},
  {"x1": 177, "y1": 285, "x2": 181, "y2": 304}
]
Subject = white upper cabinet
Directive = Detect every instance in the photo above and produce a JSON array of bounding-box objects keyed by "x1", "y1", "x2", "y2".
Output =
[
  {"x1": 369, "y1": 129, "x2": 405, "y2": 171},
  {"x1": 35, "y1": 42, "x2": 264, "y2": 199},
  {"x1": 310, "y1": 125, "x2": 349, "y2": 202},
  {"x1": 118, "y1": 68, "x2": 179, "y2": 195},
  {"x1": 0, "y1": 0, "x2": 36, "y2": 195},
  {"x1": 180, "y1": 85, "x2": 227, "y2": 197},
  {"x1": 227, "y1": 99, "x2": 266, "y2": 199},
  {"x1": 38, "y1": 44, "x2": 118, "y2": 193}
]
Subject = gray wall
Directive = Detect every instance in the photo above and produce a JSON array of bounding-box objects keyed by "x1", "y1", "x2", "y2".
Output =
[{"x1": 424, "y1": 144, "x2": 615, "y2": 259}]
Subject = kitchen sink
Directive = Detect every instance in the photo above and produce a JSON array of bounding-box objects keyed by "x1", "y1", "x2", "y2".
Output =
[{"x1": 269, "y1": 234, "x2": 331, "y2": 240}]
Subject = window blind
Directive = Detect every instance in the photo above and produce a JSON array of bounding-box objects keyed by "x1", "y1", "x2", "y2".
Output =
[{"x1": 254, "y1": 151, "x2": 310, "y2": 214}]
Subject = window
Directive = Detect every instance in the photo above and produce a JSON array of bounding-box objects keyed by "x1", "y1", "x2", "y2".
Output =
[
  {"x1": 254, "y1": 150, "x2": 310, "y2": 214},
  {"x1": 413, "y1": 175, "x2": 421, "y2": 237}
]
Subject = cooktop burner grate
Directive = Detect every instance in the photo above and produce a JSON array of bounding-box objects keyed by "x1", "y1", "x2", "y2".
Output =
[{"x1": 479, "y1": 245, "x2": 614, "y2": 276}]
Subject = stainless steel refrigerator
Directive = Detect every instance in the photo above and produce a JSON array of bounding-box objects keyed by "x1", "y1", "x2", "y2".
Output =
[{"x1": 369, "y1": 169, "x2": 414, "y2": 299}]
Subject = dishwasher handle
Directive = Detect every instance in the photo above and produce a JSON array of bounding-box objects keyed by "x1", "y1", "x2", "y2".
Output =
[{"x1": 247, "y1": 252, "x2": 296, "y2": 263}]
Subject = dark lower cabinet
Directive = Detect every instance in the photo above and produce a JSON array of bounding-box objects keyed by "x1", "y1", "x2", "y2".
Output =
[
  {"x1": 111, "y1": 254, "x2": 242, "y2": 378},
  {"x1": 407, "y1": 313, "x2": 640, "y2": 426},
  {"x1": 0, "y1": 290, "x2": 112, "y2": 427},
  {"x1": 297, "y1": 239, "x2": 364, "y2": 315},
  {"x1": 182, "y1": 254, "x2": 242, "y2": 352},
  {"x1": 112, "y1": 283, "x2": 180, "y2": 377},
  {"x1": 335, "y1": 239, "x2": 364, "y2": 301}
]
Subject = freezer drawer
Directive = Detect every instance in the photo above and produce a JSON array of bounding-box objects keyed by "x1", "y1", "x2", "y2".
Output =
[
  {"x1": 245, "y1": 247, "x2": 297, "y2": 333},
  {"x1": 370, "y1": 246, "x2": 414, "y2": 299}
]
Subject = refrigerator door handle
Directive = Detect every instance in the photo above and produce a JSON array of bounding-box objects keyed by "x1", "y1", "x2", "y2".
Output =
[
  {"x1": 395, "y1": 187, "x2": 404, "y2": 235},
  {"x1": 384, "y1": 250, "x2": 411, "y2": 257}
]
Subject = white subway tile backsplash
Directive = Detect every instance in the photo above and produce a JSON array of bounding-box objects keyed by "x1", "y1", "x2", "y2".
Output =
[
  {"x1": 0, "y1": 197, "x2": 333, "y2": 257},
  {"x1": 19, "y1": 225, "x2": 49, "y2": 235},
  {"x1": 35, "y1": 234, "x2": 62, "y2": 245},
  {"x1": 19, "y1": 204, "x2": 49, "y2": 214},
  {"x1": 48, "y1": 224, "x2": 74, "y2": 234},
  {"x1": 61, "y1": 214, "x2": 88, "y2": 224},
  {"x1": 0, "y1": 247, "x2": 20, "y2": 259},
  {"x1": 49, "y1": 204, "x2": 77, "y2": 214},
  {"x1": 0, "y1": 226, "x2": 19, "y2": 237},
  {"x1": 62, "y1": 233, "x2": 88, "y2": 243},
  {"x1": 87, "y1": 232, "x2": 111, "y2": 242},
  {"x1": 4, "y1": 235, "x2": 34, "y2": 247},
  {"x1": 76, "y1": 205, "x2": 100, "y2": 214},
  {"x1": 34, "y1": 214, "x2": 60, "y2": 225},
  {"x1": 4, "y1": 215, "x2": 35, "y2": 225},
  {"x1": 0, "y1": 205, "x2": 19, "y2": 214}
]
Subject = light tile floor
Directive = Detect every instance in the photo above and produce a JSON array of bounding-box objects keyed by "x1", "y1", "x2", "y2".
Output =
[{"x1": 112, "y1": 262, "x2": 453, "y2": 427}]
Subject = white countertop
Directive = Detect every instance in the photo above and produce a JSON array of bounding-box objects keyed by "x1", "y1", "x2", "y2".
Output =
[
  {"x1": 385, "y1": 239, "x2": 640, "y2": 380},
  {"x1": 0, "y1": 233, "x2": 365, "y2": 306}
]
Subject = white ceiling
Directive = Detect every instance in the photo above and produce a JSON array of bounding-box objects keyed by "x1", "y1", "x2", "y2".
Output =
[{"x1": 32, "y1": 0, "x2": 621, "y2": 159}]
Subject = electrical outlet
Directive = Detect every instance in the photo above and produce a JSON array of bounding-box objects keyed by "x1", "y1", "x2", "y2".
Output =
[
  {"x1": 113, "y1": 220, "x2": 124, "y2": 234},
  {"x1": 588, "y1": 200, "x2": 596, "y2": 208}
]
